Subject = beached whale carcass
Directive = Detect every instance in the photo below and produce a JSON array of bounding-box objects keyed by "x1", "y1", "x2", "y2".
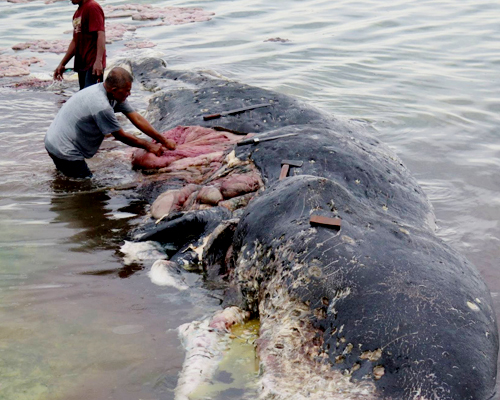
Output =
[{"x1": 129, "y1": 57, "x2": 498, "y2": 400}]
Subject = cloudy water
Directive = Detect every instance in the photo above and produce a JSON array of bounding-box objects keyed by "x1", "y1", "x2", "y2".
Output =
[{"x1": 0, "y1": 0, "x2": 500, "y2": 399}]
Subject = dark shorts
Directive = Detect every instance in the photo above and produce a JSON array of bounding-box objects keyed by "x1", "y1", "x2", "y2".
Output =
[
  {"x1": 47, "y1": 151, "x2": 93, "y2": 179},
  {"x1": 78, "y1": 69, "x2": 103, "y2": 90}
]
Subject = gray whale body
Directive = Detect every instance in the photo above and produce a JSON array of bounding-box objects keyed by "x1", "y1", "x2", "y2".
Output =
[{"x1": 130, "y1": 58, "x2": 498, "y2": 400}]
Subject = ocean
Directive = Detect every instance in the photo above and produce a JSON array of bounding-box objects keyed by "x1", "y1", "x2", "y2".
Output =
[{"x1": 0, "y1": 0, "x2": 499, "y2": 399}]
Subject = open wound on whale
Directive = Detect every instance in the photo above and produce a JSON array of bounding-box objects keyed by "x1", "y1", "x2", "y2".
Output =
[{"x1": 131, "y1": 125, "x2": 264, "y2": 221}]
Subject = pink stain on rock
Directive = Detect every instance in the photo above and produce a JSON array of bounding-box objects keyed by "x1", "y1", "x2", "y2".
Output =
[
  {"x1": 11, "y1": 23, "x2": 134, "y2": 56},
  {"x1": 103, "y1": 3, "x2": 154, "y2": 18},
  {"x1": 124, "y1": 40, "x2": 156, "y2": 49},
  {"x1": 12, "y1": 39, "x2": 71, "y2": 54},
  {"x1": 132, "y1": 126, "x2": 242, "y2": 170},
  {"x1": 9, "y1": 0, "x2": 67, "y2": 3},
  {"x1": 8, "y1": 5, "x2": 212, "y2": 62},
  {"x1": 6, "y1": 77, "x2": 53, "y2": 89},
  {"x1": 0, "y1": 55, "x2": 44, "y2": 78},
  {"x1": 106, "y1": 22, "x2": 137, "y2": 43},
  {"x1": 103, "y1": 4, "x2": 214, "y2": 25}
]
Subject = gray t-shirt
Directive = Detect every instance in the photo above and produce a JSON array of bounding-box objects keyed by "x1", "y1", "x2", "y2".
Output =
[{"x1": 44, "y1": 83, "x2": 135, "y2": 161}]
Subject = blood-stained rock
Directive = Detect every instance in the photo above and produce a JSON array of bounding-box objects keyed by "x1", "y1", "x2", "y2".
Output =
[
  {"x1": 103, "y1": 4, "x2": 214, "y2": 25},
  {"x1": 0, "y1": 54, "x2": 44, "y2": 78}
]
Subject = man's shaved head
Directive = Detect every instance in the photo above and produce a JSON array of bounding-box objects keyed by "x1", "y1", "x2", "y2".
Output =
[{"x1": 105, "y1": 67, "x2": 134, "y2": 89}]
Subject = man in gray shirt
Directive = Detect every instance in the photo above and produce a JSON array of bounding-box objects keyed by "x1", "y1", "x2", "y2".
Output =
[{"x1": 45, "y1": 66, "x2": 175, "y2": 178}]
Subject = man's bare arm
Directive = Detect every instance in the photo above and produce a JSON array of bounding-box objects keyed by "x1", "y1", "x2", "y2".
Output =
[
  {"x1": 92, "y1": 31, "x2": 105, "y2": 79},
  {"x1": 54, "y1": 39, "x2": 76, "y2": 80},
  {"x1": 126, "y1": 111, "x2": 176, "y2": 150},
  {"x1": 111, "y1": 128, "x2": 163, "y2": 156}
]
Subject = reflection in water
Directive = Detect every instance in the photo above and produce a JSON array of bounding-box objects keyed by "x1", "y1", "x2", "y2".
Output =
[{"x1": 49, "y1": 175, "x2": 148, "y2": 278}]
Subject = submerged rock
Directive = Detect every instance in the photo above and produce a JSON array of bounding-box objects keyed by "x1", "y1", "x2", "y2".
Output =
[{"x1": 0, "y1": 54, "x2": 44, "y2": 78}]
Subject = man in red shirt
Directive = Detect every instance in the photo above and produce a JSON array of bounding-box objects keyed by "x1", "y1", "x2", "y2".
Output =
[{"x1": 54, "y1": 0, "x2": 106, "y2": 90}]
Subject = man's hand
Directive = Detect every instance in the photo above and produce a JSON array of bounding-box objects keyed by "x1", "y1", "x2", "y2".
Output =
[
  {"x1": 125, "y1": 111, "x2": 178, "y2": 151},
  {"x1": 162, "y1": 138, "x2": 176, "y2": 150},
  {"x1": 92, "y1": 59, "x2": 103, "y2": 81},
  {"x1": 112, "y1": 129, "x2": 167, "y2": 155},
  {"x1": 147, "y1": 142, "x2": 164, "y2": 157},
  {"x1": 54, "y1": 64, "x2": 65, "y2": 81}
]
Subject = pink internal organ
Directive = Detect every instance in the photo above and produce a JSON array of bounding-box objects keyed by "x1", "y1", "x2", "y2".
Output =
[
  {"x1": 143, "y1": 126, "x2": 264, "y2": 219},
  {"x1": 132, "y1": 126, "x2": 241, "y2": 170}
]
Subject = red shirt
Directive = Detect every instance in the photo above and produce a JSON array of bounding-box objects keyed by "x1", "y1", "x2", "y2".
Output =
[{"x1": 73, "y1": 0, "x2": 106, "y2": 72}]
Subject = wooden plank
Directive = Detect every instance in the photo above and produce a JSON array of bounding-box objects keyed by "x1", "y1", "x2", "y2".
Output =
[
  {"x1": 281, "y1": 159, "x2": 303, "y2": 168},
  {"x1": 310, "y1": 215, "x2": 342, "y2": 228},
  {"x1": 279, "y1": 164, "x2": 290, "y2": 180}
]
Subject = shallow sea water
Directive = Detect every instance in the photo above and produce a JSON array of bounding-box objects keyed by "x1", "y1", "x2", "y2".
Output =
[{"x1": 0, "y1": 0, "x2": 500, "y2": 399}]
